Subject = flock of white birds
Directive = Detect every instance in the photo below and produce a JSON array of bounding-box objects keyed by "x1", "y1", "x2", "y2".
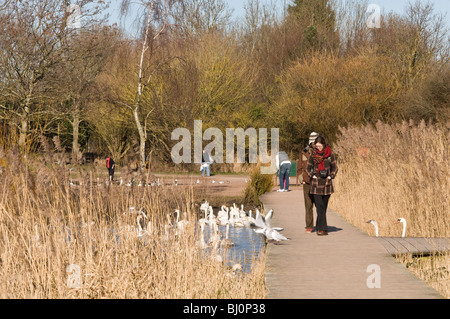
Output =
[
  {"x1": 197, "y1": 201, "x2": 289, "y2": 249},
  {"x1": 122, "y1": 201, "x2": 289, "y2": 249}
]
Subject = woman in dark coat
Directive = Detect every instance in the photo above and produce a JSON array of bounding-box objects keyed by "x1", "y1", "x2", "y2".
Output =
[{"x1": 306, "y1": 136, "x2": 338, "y2": 236}]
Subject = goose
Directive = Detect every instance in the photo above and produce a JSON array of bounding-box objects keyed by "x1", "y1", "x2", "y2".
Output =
[
  {"x1": 220, "y1": 223, "x2": 234, "y2": 248},
  {"x1": 366, "y1": 220, "x2": 379, "y2": 237},
  {"x1": 396, "y1": 218, "x2": 407, "y2": 238}
]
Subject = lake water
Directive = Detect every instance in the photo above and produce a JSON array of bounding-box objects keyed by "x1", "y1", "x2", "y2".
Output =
[{"x1": 201, "y1": 221, "x2": 266, "y2": 274}]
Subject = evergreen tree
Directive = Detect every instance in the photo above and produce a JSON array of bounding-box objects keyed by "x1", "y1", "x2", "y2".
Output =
[{"x1": 287, "y1": 0, "x2": 338, "y2": 51}]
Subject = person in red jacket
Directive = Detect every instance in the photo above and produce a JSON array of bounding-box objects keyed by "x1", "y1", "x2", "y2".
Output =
[
  {"x1": 306, "y1": 136, "x2": 338, "y2": 236},
  {"x1": 105, "y1": 156, "x2": 115, "y2": 181}
]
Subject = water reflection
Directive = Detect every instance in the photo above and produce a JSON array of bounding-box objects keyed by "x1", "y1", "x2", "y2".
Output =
[{"x1": 201, "y1": 223, "x2": 266, "y2": 273}]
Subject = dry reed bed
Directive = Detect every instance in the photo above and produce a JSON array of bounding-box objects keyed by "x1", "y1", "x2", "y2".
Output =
[
  {"x1": 0, "y1": 150, "x2": 266, "y2": 299},
  {"x1": 331, "y1": 120, "x2": 449, "y2": 298}
]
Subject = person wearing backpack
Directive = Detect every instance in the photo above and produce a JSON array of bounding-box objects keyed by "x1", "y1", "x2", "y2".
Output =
[
  {"x1": 276, "y1": 151, "x2": 291, "y2": 192},
  {"x1": 105, "y1": 156, "x2": 115, "y2": 181},
  {"x1": 306, "y1": 136, "x2": 338, "y2": 236}
]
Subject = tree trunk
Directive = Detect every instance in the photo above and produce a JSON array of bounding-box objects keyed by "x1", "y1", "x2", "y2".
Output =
[
  {"x1": 134, "y1": 104, "x2": 147, "y2": 172},
  {"x1": 18, "y1": 113, "x2": 28, "y2": 151},
  {"x1": 72, "y1": 110, "x2": 80, "y2": 164},
  {"x1": 134, "y1": 0, "x2": 155, "y2": 173},
  {"x1": 18, "y1": 97, "x2": 31, "y2": 151}
]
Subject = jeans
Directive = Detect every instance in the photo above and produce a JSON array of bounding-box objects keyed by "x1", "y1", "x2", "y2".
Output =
[
  {"x1": 314, "y1": 194, "x2": 330, "y2": 232},
  {"x1": 201, "y1": 164, "x2": 210, "y2": 177},
  {"x1": 279, "y1": 163, "x2": 291, "y2": 190}
]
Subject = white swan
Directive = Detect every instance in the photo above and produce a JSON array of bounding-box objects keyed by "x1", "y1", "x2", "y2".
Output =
[
  {"x1": 175, "y1": 210, "x2": 189, "y2": 235},
  {"x1": 217, "y1": 206, "x2": 229, "y2": 225},
  {"x1": 366, "y1": 220, "x2": 379, "y2": 237},
  {"x1": 208, "y1": 222, "x2": 222, "y2": 249},
  {"x1": 136, "y1": 211, "x2": 151, "y2": 239},
  {"x1": 229, "y1": 205, "x2": 245, "y2": 227},
  {"x1": 197, "y1": 220, "x2": 208, "y2": 249},
  {"x1": 396, "y1": 218, "x2": 407, "y2": 238},
  {"x1": 206, "y1": 206, "x2": 218, "y2": 226},
  {"x1": 221, "y1": 223, "x2": 234, "y2": 248}
]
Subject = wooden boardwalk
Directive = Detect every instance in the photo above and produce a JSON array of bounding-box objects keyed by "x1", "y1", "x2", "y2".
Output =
[
  {"x1": 259, "y1": 188, "x2": 444, "y2": 299},
  {"x1": 376, "y1": 237, "x2": 450, "y2": 256}
]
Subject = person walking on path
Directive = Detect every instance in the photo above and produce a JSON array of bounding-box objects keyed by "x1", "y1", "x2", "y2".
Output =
[
  {"x1": 105, "y1": 156, "x2": 115, "y2": 181},
  {"x1": 306, "y1": 136, "x2": 338, "y2": 236},
  {"x1": 299, "y1": 132, "x2": 319, "y2": 233},
  {"x1": 276, "y1": 151, "x2": 291, "y2": 192},
  {"x1": 201, "y1": 149, "x2": 213, "y2": 177}
]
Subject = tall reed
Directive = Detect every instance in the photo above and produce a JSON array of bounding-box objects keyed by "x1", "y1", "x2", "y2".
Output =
[
  {"x1": 331, "y1": 120, "x2": 449, "y2": 238},
  {"x1": 331, "y1": 120, "x2": 449, "y2": 298},
  {"x1": 0, "y1": 148, "x2": 266, "y2": 299}
]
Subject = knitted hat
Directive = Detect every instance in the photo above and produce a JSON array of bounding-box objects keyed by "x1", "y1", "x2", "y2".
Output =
[{"x1": 309, "y1": 132, "x2": 319, "y2": 145}]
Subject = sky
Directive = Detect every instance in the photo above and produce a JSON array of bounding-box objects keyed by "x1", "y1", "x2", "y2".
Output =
[{"x1": 105, "y1": 0, "x2": 450, "y2": 36}]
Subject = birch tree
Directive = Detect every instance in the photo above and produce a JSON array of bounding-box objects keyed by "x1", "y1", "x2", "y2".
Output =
[{"x1": 120, "y1": 0, "x2": 182, "y2": 172}]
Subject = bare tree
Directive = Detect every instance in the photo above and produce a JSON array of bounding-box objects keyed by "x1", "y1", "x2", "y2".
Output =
[
  {"x1": 175, "y1": 0, "x2": 233, "y2": 36},
  {"x1": 0, "y1": 0, "x2": 107, "y2": 152},
  {"x1": 119, "y1": 0, "x2": 183, "y2": 172}
]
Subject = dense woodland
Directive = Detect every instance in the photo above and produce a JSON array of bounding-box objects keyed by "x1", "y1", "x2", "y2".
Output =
[{"x1": 1, "y1": 0, "x2": 449, "y2": 170}]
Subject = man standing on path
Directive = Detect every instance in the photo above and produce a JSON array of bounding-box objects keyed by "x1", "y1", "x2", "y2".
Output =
[
  {"x1": 106, "y1": 156, "x2": 115, "y2": 181},
  {"x1": 299, "y1": 132, "x2": 319, "y2": 233},
  {"x1": 201, "y1": 149, "x2": 213, "y2": 177},
  {"x1": 276, "y1": 151, "x2": 291, "y2": 192}
]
